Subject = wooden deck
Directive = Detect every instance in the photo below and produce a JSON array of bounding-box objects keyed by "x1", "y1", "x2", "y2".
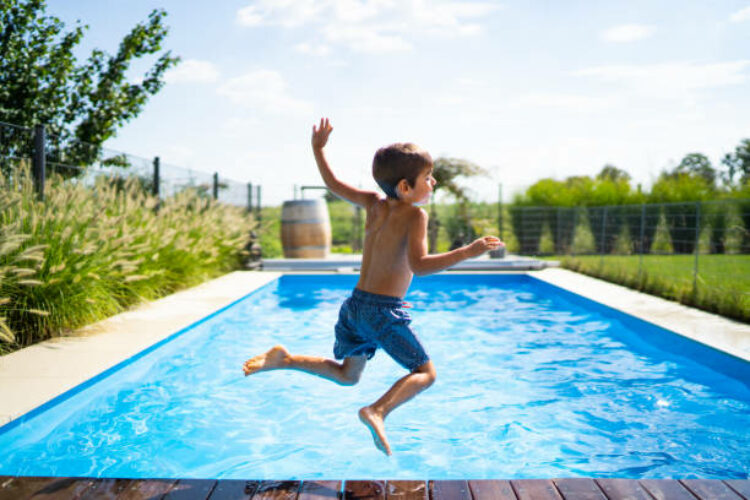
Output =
[{"x1": 1, "y1": 477, "x2": 749, "y2": 499}]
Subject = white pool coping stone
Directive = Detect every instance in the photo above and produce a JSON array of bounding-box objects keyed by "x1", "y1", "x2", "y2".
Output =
[
  {"x1": 262, "y1": 253, "x2": 556, "y2": 272},
  {"x1": 0, "y1": 268, "x2": 748, "y2": 427}
]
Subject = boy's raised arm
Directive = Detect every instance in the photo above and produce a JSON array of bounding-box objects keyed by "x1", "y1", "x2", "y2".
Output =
[
  {"x1": 312, "y1": 118, "x2": 380, "y2": 209},
  {"x1": 407, "y1": 208, "x2": 502, "y2": 276}
]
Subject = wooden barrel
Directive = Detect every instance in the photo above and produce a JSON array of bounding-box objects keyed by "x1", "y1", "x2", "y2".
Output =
[{"x1": 281, "y1": 199, "x2": 332, "y2": 258}]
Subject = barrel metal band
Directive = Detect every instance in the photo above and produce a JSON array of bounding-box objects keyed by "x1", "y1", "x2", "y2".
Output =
[
  {"x1": 281, "y1": 219, "x2": 327, "y2": 224},
  {"x1": 286, "y1": 245, "x2": 329, "y2": 250}
]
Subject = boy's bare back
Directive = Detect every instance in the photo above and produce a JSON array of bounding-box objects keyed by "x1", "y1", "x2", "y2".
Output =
[{"x1": 357, "y1": 199, "x2": 420, "y2": 298}]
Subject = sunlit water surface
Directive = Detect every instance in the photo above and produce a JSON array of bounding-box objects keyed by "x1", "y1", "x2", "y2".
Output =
[{"x1": 1, "y1": 274, "x2": 748, "y2": 479}]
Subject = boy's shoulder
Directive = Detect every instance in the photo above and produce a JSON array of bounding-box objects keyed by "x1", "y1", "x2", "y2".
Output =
[{"x1": 368, "y1": 197, "x2": 427, "y2": 224}]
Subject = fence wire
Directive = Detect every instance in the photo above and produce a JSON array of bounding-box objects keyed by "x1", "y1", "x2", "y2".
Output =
[{"x1": 0, "y1": 121, "x2": 254, "y2": 210}]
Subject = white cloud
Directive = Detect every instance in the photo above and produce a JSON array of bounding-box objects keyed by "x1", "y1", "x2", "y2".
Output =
[
  {"x1": 236, "y1": 0, "x2": 324, "y2": 28},
  {"x1": 601, "y1": 24, "x2": 655, "y2": 43},
  {"x1": 294, "y1": 42, "x2": 332, "y2": 56},
  {"x1": 235, "y1": 0, "x2": 501, "y2": 53},
  {"x1": 729, "y1": 6, "x2": 750, "y2": 22},
  {"x1": 512, "y1": 93, "x2": 612, "y2": 112},
  {"x1": 165, "y1": 59, "x2": 220, "y2": 84},
  {"x1": 323, "y1": 23, "x2": 413, "y2": 53},
  {"x1": 573, "y1": 60, "x2": 750, "y2": 100},
  {"x1": 216, "y1": 70, "x2": 313, "y2": 115}
]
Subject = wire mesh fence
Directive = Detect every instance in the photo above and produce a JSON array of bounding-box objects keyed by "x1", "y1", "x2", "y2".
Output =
[
  {"x1": 0, "y1": 121, "x2": 257, "y2": 212},
  {"x1": 505, "y1": 200, "x2": 750, "y2": 321}
]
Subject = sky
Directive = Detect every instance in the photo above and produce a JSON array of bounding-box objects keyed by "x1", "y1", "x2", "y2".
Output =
[{"x1": 48, "y1": 0, "x2": 750, "y2": 206}]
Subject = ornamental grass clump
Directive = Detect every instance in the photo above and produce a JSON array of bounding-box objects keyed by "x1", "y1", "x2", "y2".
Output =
[{"x1": 0, "y1": 163, "x2": 255, "y2": 354}]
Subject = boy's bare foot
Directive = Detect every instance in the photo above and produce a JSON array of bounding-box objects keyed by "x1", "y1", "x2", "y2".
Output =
[
  {"x1": 358, "y1": 406, "x2": 392, "y2": 456},
  {"x1": 243, "y1": 345, "x2": 290, "y2": 376}
]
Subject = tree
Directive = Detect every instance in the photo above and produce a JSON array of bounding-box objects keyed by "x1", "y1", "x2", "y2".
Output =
[
  {"x1": 0, "y1": 0, "x2": 179, "y2": 177},
  {"x1": 673, "y1": 153, "x2": 716, "y2": 188},
  {"x1": 721, "y1": 139, "x2": 750, "y2": 186},
  {"x1": 597, "y1": 164, "x2": 631, "y2": 183},
  {"x1": 428, "y1": 157, "x2": 488, "y2": 252}
]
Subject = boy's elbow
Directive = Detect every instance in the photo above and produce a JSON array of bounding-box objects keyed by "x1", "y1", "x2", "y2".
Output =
[{"x1": 410, "y1": 259, "x2": 430, "y2": 276}]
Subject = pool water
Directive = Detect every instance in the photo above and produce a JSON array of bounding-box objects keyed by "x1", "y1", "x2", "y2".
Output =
[{"x1": 1, "y1": 274, "x2": 748, "y2": 479}]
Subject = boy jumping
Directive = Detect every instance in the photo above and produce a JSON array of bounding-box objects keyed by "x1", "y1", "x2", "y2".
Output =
[{"x1": 243, "y1": 118, "x2": 502, "y2": 455}]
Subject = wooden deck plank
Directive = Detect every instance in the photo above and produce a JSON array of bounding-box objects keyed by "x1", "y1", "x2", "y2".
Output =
[
  {"x1": 252, "y1": 480, "x2": 301, "y2": 500},
  {"x1": 1, "y1": 476, "x2": 95, "y2": 500},
  {"x1": 343, "y1": 480, "x2": 386, "y2": 500},
  {"x1": 75, "y1": 478, "x2": 135, "y2": 499},
  {"x1": 385, "y1": 480, "x2": 427, "y2": 500},
  {"x1": 468, "y1": 480, "x2": 517, "y2": 500},
  {"x1": 208, "y1": 480, "x2": 260, "y2": 500},
  {"x1": 639, "y1": 479, "x2": 697, "y2": 500},
  {"x1": 510, "y1": 480, "x2": 563, "y2": 500},
  {"x1": 298, "y1": 480, "x2": 342, "y2": 500},
  {"x1": 429, "y1": 480, "x2": 472, "y2": 500},
  {"x1": 724, "y1": 480, "x2": 750, "y2": 500},
  {"x1": 681, "y1": 479, "x2": 743, "y2": 500},
  {"x1": 553, "y1": 478, "x2": 606, "y2": 500},
  {"x1": 163, "y1": 479, "x2": 218, "y2": 499},
  {"x1": 0, "y1": 476, "x2": 63, "y2": 500},
  {"x1": 594, "y1": 479, "x2": 652, "y2": 500},
  {"x1": 117, "y1": 478, "x2": 179, "y2": 500}
]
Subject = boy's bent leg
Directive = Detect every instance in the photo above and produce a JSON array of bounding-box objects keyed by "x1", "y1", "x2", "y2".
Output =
[
  {"x1": 243, "y1": 345, "x2": 366, "y2": 386},
  {"x1": 359, "y1": 360, "x2": 436, "y2": 456}
]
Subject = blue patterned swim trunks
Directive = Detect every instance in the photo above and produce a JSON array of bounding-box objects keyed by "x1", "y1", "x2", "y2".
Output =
[{"x1": 333, "y1": 288, "x2": 430, "y2": 372}]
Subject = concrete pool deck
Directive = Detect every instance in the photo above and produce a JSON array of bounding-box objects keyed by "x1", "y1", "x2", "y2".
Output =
[{"x1": 0, "y1": 268, "x2": 748, "y2": 426}]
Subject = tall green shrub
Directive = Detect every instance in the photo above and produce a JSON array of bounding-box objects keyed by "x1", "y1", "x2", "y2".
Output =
[
  {"x1": 500, "y1": 206, "x2": 520, "y2": 253},
  {"x1": 650, "y1": 210, "x2": 674, "y2": 254},
  {"x1": 537, "y1": 221, "x2": 555, "y2": 254},
  {"x1": 723, "y1": 203, "x2": 745, "y2": 254},
  {"x1": 571, "y1": 209, "x2": 596, "y2": 254},
  {"x1": 612, "y1": 224, "x2": 634, "y2": 255},
  {"x1": 698, "y1": 223, "x2": 713, "y2": 254}
]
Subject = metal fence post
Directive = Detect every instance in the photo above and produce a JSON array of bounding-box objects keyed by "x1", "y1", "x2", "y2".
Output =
[
  {"x1": 638, "y1": 203, "x2": 645, "y2": 284},
  {"x1": 571, "y1": 208, "x2": 578, "y2": 257},
  {"x1": 353, "y1": 205, "x2": 363, "y2": 251},
  {"x1": 693, "y1": 201, "x2": 701, "y2": 295},
  {"x1": 498, "y1": 183, "x2": 503, "y2": 239},
  {"x1": 212, "y1": 172, "x2": 219, "y2": 200},
  {"x1": 247, "y1": 182, "x2": 253, "y2": 214},
  {"x1": 32, "y1": 124, "x2": 46, "y2": 201},
  {"x1": 256, "y1": 185, "x2": 262, "y2": 222},
  {"x1": 152, "y1": 157, "x2": 160, "y2": 197},
  {"x1": 556, "y1": 207, "x2": 562, "y2": 254},
  {"x1": 600, "y1": 206, "x2": 607, "y2": 267}
]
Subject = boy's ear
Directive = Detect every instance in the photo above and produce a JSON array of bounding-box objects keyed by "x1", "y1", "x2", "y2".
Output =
[{"x1": 396, "y1": 179, "x2": 410, "y2": 197}]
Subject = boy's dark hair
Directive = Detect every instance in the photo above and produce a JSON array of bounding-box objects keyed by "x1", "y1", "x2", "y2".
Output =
[{"x1": 372, "y1": 143, "x2": 433, "y2": 199}]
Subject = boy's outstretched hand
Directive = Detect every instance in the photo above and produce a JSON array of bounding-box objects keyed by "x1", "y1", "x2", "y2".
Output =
[
  {"x1": 312, "y1": 117, "x2": 333, "y2": 150},
  {"x1": 466, "y1": 236, "x2": 504, "y2": 258}
]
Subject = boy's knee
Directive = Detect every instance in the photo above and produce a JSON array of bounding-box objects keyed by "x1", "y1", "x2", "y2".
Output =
[
  {"x1": 340, "y1": 371, "x2": 361, "y2": 386},
  {"x1": 414, "y1": 361, "x2": 436, "y2": 386}
]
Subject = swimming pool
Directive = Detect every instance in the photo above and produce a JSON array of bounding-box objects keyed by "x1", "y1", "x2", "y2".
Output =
[{"x1": 0, "y1": 274, "x2": 748, "y2": 480}]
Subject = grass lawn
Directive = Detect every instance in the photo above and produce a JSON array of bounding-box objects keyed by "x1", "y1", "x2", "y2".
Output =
[{"x1": 541, "y1": 254, "x2": 750, "y2": 323}]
